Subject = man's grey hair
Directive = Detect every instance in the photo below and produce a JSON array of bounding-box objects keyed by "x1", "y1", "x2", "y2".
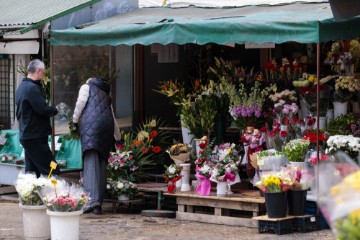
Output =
[{"x1": 27, "y1": 59, "x2": 45, "y2": 74}]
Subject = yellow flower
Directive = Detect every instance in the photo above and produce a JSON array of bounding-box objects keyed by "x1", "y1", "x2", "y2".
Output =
[
  {"x1": 350, "y1": 209, "x2": 360, "y2": 225},
  {"x1": 344, "y1": 171, "x2": 360, "y2": 188},
  {"x1": 308, "y1": 75, "x2": 315, "y2": 82},
  {"x1": 331, "y1": 185, "x2": 340, "y2": 196},
  {"x1": 274, "y1": 177, "x2": 281, "y2": 186}
]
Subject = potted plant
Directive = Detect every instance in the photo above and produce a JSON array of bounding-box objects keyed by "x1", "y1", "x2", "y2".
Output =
[
  {"x1": 283, "y1": 139, "x2": 310, "y2": 167},
  {"x1": 333, "y1": 75, "x2": 360, "y2": 117},
  {"x1": 106, "y1": 178, "x2": 139, "y2": 201},
  {"x1": 180, "y1": 93, "x2": 218, "y2": 140},
  {"x1": 326, "y1": 113, "x2": 359, "y2": 136},
  {"x1": 38, "y1": 177, "x2": 89, "y2": 240},
  {"x1": 14, "y1": 173, "x2": 53, "y2": 240}
]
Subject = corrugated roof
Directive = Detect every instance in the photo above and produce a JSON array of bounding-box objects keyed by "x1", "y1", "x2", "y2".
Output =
[
  {"x1": 139, "y1": 0, "x2": 327, "y2": 8},
  {"x1": 0, "y1": 0, "x2": 99, "y2": 34}
]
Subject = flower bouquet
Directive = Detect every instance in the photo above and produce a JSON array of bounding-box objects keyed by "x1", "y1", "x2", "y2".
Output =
[
  {"x1": 254, "y1": 149, "x2": 288, "y2": 171},
  {"x1": 15, "y1": 173, "x2": 53, "y2": 206},
  {"x1": 167, "y1": 143, "x2": 192, "y2": 164},
  {"x1": 35, "y1": 177, "x2": 89, "y2": 240},
  {"x1": 211, "y1": 143, "x2": 239, "y2": 178},
  {"x1": 209, "y1": 57, "x2": 276, "y2": 130},
  {"x1": 194, "y1": 136, "x2": 215, "y2": 168},
  {"x1": 265, "y1": 125, "x2": 289, "y2": 151},
  {"x1": 195, "y1": 163, "x2": 212, "y2": 196},
  {"x1": 255, "y1": 172, "x2": 294, "y2": 218},
  {"x1": 310, "y1": 151, "x2": 360, "y2": 239},
  {"x1": 283, "y1": 139, "x2": 310, "y2": 163},
  {"x1": 255, "y1": 172, "x2": 293, "y2": 193},
  {"x1": 108, "y1": 149, "x2": 140, "y2": 183},
  {"x1": 39, "y1": 178, "x2": 89, "y2": 212},
  {"x1": 280, "y1": 165, "x2": 314, "y2": 191},
  {"x1": 273, "y1": 100, "x2": 299, "y2": 127},
  {"x1": 302, "y1": 130, "x2": 329, "y2": 150},
  {"x1": 325, "y1": 135, "x2": 360, "y2": 162},
  {"x1": 280, "y1": 165, "x2": 314, "y2": 216},
  {"x1": 15, "y1": 173, "x2": 53, "y2": 240},
  {"x1": 164, "y1": 164, "x2": 182, "y2": 193},
  {"x1": 305, "y1": 149, "x2": 330, "y2": 167},
  {"x1": 334, "y1": 76, "x2": 360, "y2": 103},
  {"x1": 210, "y1": 163, "x2": 237, "y2": 196},
  {"x1": 106, "y1": 178, "x2": 139, "y2": 200},
  {"x1": 293, "y1": 74, "x2": 332, "y2": 117},
  {"x1": 269, "y1": 89, "x2": 297, "y2": 103}
]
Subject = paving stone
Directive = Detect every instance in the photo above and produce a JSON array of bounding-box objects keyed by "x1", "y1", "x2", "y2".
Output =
[{"x1": 0, "y1": 201, "x2": 335, "y2": 240}]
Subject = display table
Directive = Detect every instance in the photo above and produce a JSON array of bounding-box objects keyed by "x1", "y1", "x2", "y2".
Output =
[
  {"x1": 164, "y1": 190, "x2": 265, "y2": 228},
  {"x1": 137, "y1": 182, "x2": 177, "y2": 218},
  {"x1": 137, "y1": 182, "x2": 168, "y2": 210},
  {"x1": 103, "y1": 197, "x2": 144, "y2": 213}
]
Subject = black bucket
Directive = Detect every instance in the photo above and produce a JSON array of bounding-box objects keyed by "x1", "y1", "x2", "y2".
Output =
[
  {"x1": 288, "y1": 190, "x2": 307, "y2": 216},
  {"x1": 264, "y1": 192, "x2": 287, "y2": 218}
]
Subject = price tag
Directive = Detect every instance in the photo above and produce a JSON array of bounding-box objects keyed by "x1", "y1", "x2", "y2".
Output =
[
  {"x1": 48, "y1": 161, "x2": 57, "y2": 178},
  {"x1": 51, "y1": 179, "x2": 57, "y2": 196}
]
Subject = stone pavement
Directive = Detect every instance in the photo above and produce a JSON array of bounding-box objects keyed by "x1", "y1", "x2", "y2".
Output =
[{"x1": 0, "y1": 199, "x2": 336, "y2": 240}]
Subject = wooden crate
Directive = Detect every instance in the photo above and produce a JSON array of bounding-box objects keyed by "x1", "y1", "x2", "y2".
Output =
[{"x1": 164, "y1": 190, "x2": 265, "y2": 227}]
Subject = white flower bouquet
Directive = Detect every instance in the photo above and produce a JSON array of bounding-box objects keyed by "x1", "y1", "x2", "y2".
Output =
[
  {"x1": 14, "y1": 173, "x2": 53, "y2": 205},
  {"x1": 163, "y1": 164, "x2": 182, "y2": 182},
  {"x1": 269, "y1": 89, "x2": 297, "y2": 103},
  {"x1": 283, "y1": 139, "x2": 310, "y2": 162},
  {"x1": 106, "y1": 178, "x2": 139, "y2": 199},
  {"x1": 326, "y1": 135, "x2": 360, "y2": 160}
]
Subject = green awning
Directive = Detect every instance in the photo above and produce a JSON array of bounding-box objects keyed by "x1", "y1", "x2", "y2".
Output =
[
  {"x1": 50, "y1": 2, "x2": 360, "y2": 46},
  {"x1": 0, "y1": 0, "x2": 100, "y2": 35}
]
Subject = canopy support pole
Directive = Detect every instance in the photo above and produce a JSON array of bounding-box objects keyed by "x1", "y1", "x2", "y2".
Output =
[
  {"x1": 316, "y1": 42, "x2": 320, "y2": 214},
  {"x1": 50, "y1": 43, "x2": 55, "y2": 155}
]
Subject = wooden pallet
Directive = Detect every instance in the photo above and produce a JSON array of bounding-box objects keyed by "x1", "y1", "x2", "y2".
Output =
[{"x1": 164, "y1": 190, "x2": 265, "y2": 227}]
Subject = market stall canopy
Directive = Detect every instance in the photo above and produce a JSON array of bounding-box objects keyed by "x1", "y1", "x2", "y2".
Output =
[
  {"x1": 0, "y1": 0, "x2": 100, "y2": 36},
  {"x1": 51, "y1": 2, "x2": 360, "y2": 46}
]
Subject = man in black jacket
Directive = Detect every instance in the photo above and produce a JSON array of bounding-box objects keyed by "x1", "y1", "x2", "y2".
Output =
[{"x1": 16, "y1": 59, "x2": 59, "y2": 177}]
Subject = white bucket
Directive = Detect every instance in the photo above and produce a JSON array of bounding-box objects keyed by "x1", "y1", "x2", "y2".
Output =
[
  {"x1": 19, "y1": 204, "x2": 50, "y2": 240},
  {"x1": 47, "y1": 209, "x2": 82, "y2": 240},
  {"x1": 333, "y1": 101, "x2": 348, "y2": 118}
]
